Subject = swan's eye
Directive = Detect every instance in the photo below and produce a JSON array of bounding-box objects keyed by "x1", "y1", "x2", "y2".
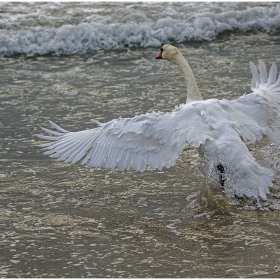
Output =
[{"x1": 160, "y1": 47, "x2": 163, "y2": 53}]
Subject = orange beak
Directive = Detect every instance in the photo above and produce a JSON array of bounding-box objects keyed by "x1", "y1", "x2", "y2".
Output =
[{"x1": 155, "y1": 52, "x2": 163, "y2": 59}]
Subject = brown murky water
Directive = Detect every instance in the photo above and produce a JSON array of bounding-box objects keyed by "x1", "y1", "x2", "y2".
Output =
[{"x1": 1, "y1": 33, "x2": 280, "y2": 277}]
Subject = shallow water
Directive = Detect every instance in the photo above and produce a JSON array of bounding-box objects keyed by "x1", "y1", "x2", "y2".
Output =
[{"x1": 1, "y1": 33, "x2": 280, "y2": 277}]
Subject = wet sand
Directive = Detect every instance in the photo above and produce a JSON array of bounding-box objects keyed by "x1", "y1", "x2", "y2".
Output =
[{"x1": 1, "y1": 33, "x2": 280, "y2": 277}]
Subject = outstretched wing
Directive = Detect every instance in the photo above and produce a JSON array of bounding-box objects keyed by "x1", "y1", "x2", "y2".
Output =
[
  {"x1": 36, "y1": 106, "x2": 215, "y2": 172},
  {"x1": 220, "y1": 59, "x2": 280, "y2": 146}
]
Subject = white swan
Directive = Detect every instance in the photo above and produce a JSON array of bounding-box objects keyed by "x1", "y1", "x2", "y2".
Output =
[{"x1": 36, "y1": 44, "x2": 280, "y2": 201}]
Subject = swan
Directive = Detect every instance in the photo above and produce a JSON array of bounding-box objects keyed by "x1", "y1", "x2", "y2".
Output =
[{"x1": 36, "y1": 44, "x2": 280, "y2": 201}]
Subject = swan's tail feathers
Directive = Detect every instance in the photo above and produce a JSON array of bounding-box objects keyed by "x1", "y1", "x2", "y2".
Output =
[{"x1": 250, "y1": 60, "x2": 280, "y2": 92}]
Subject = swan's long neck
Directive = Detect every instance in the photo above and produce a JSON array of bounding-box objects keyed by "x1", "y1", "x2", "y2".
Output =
[{"x1": 173, "y1": 53, "x2": 203, "y2": 103}]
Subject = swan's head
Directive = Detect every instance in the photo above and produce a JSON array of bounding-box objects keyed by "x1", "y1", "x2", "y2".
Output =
[{"x1": 155, "y1": 44, "x2": 181, "y2": 62}]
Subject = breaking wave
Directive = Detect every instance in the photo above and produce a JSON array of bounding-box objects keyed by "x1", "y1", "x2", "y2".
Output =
[{"x1": 1, "y1": 2, "x2": 280, "y2": 57}]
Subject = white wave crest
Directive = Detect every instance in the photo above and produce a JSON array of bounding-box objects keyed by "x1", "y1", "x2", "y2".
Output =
[{"x1": 0, "y1": 2, "x2": 280, "y2": 57}]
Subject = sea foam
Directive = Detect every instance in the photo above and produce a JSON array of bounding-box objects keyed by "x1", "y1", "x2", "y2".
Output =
[{"x1": 0, "y1": 2, "x2": 280, "y2": 57}]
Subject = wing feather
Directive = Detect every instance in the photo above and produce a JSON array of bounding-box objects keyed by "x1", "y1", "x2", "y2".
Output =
[
  {"x1": 259, "y1": 59, "x2": 267, "y2": 84},
  {"x1": 273, "y1": 71, "x2": 280, "y2": 89},
  {"x1": 247, "y1": 60, "x2": 280, "y2": 147},
  {"x1": 249, "y1": 61, "x2": 260, "y2": 85},
  {"x1": 36, "y1": 105, "x2": 216, "y2": 171},
  {"x1": 267, "y1": 62, "x2": 277, "y2": 86},
  {"x1": 48, "y1": 120, "x2": 69, "y2": 133}
]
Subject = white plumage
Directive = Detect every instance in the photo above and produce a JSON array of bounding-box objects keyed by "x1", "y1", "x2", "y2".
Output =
[{"x1": 36, "y1": 44, "x2": 280, "y2": 201}]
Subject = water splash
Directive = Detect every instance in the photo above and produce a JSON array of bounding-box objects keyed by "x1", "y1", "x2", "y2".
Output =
[{"x1": 201, "y1": 142, "x2": 280, "y2": 210}]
